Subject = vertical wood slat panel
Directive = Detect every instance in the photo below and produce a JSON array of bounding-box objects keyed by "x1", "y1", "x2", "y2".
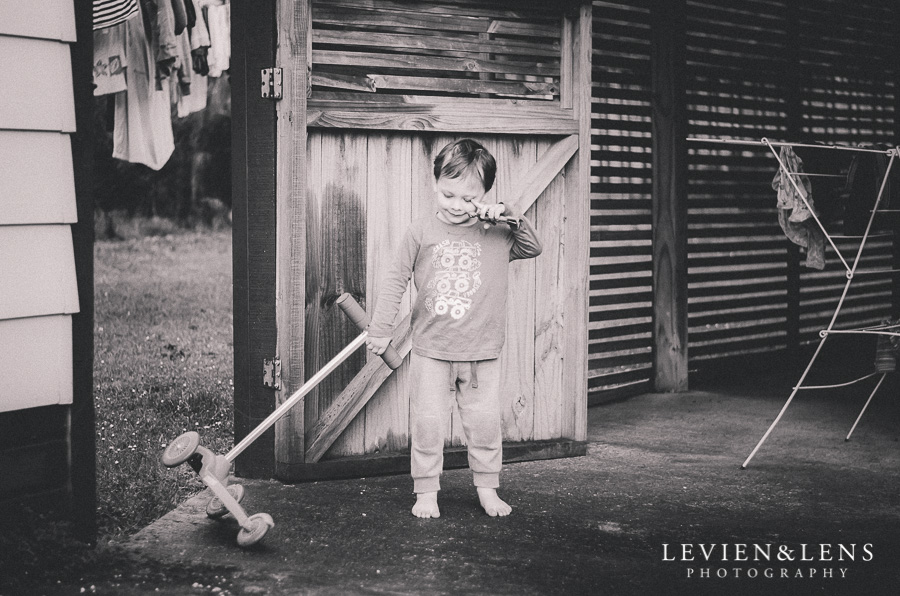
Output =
[
  {"x1": 497, "y1": 137, "x2": 537, "y2": 443},
  {"x1": 232, "y1": 0, "x2": 278, "y2": 478},
  {"x1": 303, "y1": 131, "x2": 324, "y2": 432},
  {"x1": 533, "y1": 138, "x2": 566, "y2": 440},
  {"x1": 275, "y1": 0, "x2": 310, "y2": 468},
  {"x1": 69, "y1": 0, "x2": 97, "y2": 539},
  {"x1": 563, "y1": 3, "x2": 591, "y2": 440},
  {"x1": 364, "y1": 134, "x2": 412, "y2": 453},
  {"x1": 309, "y1": 133, "x2": 368, "y2": 459},
  {"x1": 303, "y1": 128, "x2": 579, "y2": 456},
  {"x1": 651, "y1": 0, "x2": 688, "y2": 391}
]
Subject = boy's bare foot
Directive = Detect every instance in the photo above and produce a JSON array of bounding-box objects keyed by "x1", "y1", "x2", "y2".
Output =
[
  {"x1": 477, "y1": 487, "x2": 512, "y2": 517},
  {"x1": 412, "y1": 491, "x2": 440, "y2": 518}
]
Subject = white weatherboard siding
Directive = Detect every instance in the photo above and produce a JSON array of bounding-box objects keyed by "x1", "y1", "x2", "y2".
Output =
[
  {"x1": 0, "y1": 315, "x2": 74, "y2": 412},
  {"x1": 0, "y1": 0, "x2": 79, "y2": 413},
  {"x1": 0, "y1": 131, "x2": 77, "y2": 225}
]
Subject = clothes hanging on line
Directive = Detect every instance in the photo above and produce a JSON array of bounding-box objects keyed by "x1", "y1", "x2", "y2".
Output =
[
  {"x1": 93, "y1": 19, "x2": 130, "y2": 96},
  {"x1": 93, "y1": 0, "x2": 139, "y2": 30},
  {"x1": 113, "y1": 1, "x2": 175, "y2": 170},
  {"x1": 188, "y1": 0, "x2": 211, "y2": 77},
  {"x1": 772, "y1": 145, "x2": 826, "y2": 269},
  {"x1": 204, "y1": 0, "x2": 230, "y2": 78},
  {"x1": 106, "y1": 0, "x2": 225, "y2": 168}
]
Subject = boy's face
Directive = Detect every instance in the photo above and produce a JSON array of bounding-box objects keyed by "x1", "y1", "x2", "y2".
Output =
[{"x1": 434, "y1": 173, "x2": 487, "y2": 225}]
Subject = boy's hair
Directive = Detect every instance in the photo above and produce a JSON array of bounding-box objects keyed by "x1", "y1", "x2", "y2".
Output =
[{"x1": 433, "y1": 139, "x2": 496, "y2": 192}]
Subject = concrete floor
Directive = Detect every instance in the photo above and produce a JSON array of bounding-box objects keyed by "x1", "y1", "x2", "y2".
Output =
[{"x1": 125, "y1": 367, "x2": 900, "y2": 595}]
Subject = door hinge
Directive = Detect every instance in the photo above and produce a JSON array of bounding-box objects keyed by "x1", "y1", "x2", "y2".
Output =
[
  {"x1": 261, "y1": 68, "x2": 283, "y2": 100},
  {"x1": 263, "y1": 357, "x2": 282, "y2": 389}
]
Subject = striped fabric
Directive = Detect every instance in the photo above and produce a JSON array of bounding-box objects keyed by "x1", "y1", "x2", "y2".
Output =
[{"x1": 93, "y1": 0, "x2": 138, "y2": 30}]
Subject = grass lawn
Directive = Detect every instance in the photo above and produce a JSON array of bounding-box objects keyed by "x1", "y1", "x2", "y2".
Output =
[
  {"x1": 2, "y1": 229, "x2": 237, "y2": 593},
  {"x1": 94, "y1": 230, "x2": 235, "y2": 539}
]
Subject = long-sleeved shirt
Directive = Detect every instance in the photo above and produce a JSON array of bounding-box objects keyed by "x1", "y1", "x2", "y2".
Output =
[{"x1": 367, "y1": 209, "x2": 543, "y2": 361}]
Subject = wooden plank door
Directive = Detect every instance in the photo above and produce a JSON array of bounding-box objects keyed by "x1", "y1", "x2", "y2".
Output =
[{"x1": 254, "y1": 0, "x2": 592, "y2": 480}]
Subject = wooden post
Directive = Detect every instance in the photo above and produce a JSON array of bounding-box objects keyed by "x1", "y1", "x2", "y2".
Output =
[
  {"x1": 650, "y1": 0, "x2": 689, "y2": 392},
  {"x1": 69, "y1": 0, "x2": 96, "y2": 542},
  {"x1": 232, "y1": 0, "x2": 278, "y2": 478},
  {"x1": 561, "y1": 2, "x2": 591, "y2": 440},
  {"x1": 274, "y1": 0, "x2": 311, "y2": 471}
]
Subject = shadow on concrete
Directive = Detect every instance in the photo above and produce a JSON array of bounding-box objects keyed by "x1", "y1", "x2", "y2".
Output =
[{"x1": 124, "y1": 365, "x2": 900, "y2": 595}]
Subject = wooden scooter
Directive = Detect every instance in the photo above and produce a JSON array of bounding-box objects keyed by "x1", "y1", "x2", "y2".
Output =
[{"x1": 160, "y1": 294, "x2": 401, "y2": 547}]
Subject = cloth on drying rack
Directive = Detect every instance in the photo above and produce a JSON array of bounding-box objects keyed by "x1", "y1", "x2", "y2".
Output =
[
  {"x1": 772, "y1": 145, "x2": 826, "y2": 269},
  {"x1": 874, "y1": 319, "x2": 900, "y2": 372},
  {"x1": 844, "y1": 147, "x2": 897, "y2": 236}
]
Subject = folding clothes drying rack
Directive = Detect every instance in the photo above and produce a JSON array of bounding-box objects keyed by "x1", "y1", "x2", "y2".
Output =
[{"x1": 687, "y1": 137, "x2": 900, "y2": 468}]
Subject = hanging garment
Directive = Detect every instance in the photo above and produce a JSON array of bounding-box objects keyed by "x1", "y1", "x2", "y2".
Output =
[
  {"x1": 113, "y1": 4, "x2": 175, "y2": 171},
  {"x1": 874, "y1": 319, "x2": 900, "y2": 372},
  {"x1": 174, "y1": 29, "x2": 209, "y2": 118},
  {"x1": 138, "y1": 0, "x2": 178, "y2": 89},
  {"x1": 188, "y1": 0, "x2": 211, "y2": 76},
  {"x1": 93, "y1": 0, "x2": 138, "y2": 30},
  {"x1": 204, "y1": 1, "x2": 230, "y2": 77},
  {"x1": 794, "y1": 144, "x2": 850, "y2": 226},
  {"x1": 171, "y1": 0, "x2": 188, "y2": 35},
  {"x1": 844, "y1": 149, "x2": 893, "y2": 235},
  {"x1": 93, "y1": 19, "x2": 130, "y2": 96},
  {"x1": 772, "y1": 146, "x2": 826, "y2": 269},
  {"x1": 187, "y1": 0, "x2": 209, "y2": 48},
  {"x1": 184, "y1": 0, "x2": 196, "y2": 29}
]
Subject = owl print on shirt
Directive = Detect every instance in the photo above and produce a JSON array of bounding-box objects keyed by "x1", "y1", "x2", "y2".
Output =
[{"x1": 425, "y1": 239, "x2": 482, "y2": 320}]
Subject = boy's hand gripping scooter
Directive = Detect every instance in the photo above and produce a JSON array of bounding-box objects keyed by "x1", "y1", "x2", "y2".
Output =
[{"x1": 160, "y1": 294, "x2": 402, "y2": 547}]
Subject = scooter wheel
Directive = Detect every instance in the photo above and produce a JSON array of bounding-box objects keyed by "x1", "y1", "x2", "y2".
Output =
[
  {"x1": 236, "y1": 513, "x2": 274, "y2": 548},
  {"x1": 161, "y1": 431, "x2": 201, "y2": 468},
  {"x1": 206, "y1": 484, "x2": 245, "y2": 519}
]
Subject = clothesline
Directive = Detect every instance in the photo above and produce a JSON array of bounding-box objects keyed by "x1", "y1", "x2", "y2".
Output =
[{"x1": 687, "y1": 137, "x2": 897, "y2": 155}]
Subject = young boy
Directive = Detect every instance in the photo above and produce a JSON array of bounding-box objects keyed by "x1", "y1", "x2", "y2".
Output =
[{"x1": 365, "y1": 139, "x2": 543, "y2": 518}]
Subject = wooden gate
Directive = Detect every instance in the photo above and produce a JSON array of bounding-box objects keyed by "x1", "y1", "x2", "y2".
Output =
[{"x1": 233, "y1": 0, "x2": 592, "y2": 480}]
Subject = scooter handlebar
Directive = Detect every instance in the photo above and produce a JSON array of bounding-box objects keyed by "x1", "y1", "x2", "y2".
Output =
[{"x1": 336, "y1": 294, "x2": 403, "y2": 370}]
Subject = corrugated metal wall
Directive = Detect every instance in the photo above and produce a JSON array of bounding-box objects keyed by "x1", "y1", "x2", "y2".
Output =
[{"x1": 590, "y1": 0, "x2": 898, "y2": 401}]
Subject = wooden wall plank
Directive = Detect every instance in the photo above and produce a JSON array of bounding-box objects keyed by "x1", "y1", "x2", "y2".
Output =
[
  {"x1": 305, "y1": 318, "x2": 413, "y2": 462},
  {"x1": 313, "y1": 30, "x2": 560, "y2": 58},
  {"x1": 312, "y1": 50, "x2": 560, "y2": 77},
  {"x1": 0, "y1": 131, "x2": 76, "y2": 225},
  {"x1": 310, "y1": 133, "x2": 368, "y2": 459},
  {"x1": 496, "y1": 138, "x2": 538, "y2": 442},
  {"x1": 69, "y1": 0, "x2": 97, "y2": 539},
  {"x1": 562, "y1": 3, "x2": 591, "y2": 440},
  {"x1": 0, "y1": 403, "x2": 68, "y2": 502},
  {"x1": 0, "y1": 225, "x2": 79, "y2": 320},
  {"x1": 231, "y1": 0, "x2": 278, "y2": 478},
  {"x1": 0, "y1": 0, "x2": 76, "y2": 41},
  {"x1": 274, "y1": 0, "x2": 310, "y2": 470},
  {"x1": 364, "y1": 133, "x2": 413, "y2": 454},
  {"x1": 304, "y1": 131, "x2": 324, "y2": 432},
  {"x1": 308, "y1": 109, "x2": 577, "y2": 135},
  {"x1": 0, "y1": 315, "x2": 73, "y2": 412},
  {"x1": 650, "y1": 0, "x2": 688, "y2": 392},
  {"x1": 319, "y1": 0, "x2": 562, "y2": 21},
  {"x1": 533, "y1": 138, "x2": 566, "y2": 440},
  {"x1": 0, "y1": 36, "x2": 75, "y2": 132}
]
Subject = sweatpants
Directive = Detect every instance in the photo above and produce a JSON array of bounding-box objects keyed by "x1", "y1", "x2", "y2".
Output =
[{"x1": 409, "y1": 353, "x2": 503, "y2": 493}]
